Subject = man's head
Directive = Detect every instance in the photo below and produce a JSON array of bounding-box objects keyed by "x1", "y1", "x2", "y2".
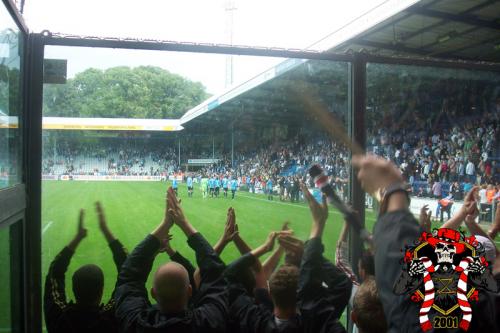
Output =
[
  {"x1": 269, "y1": 265, "x2": 299, "y2": 311},
  {"x1": 351, "y1": 277, "x2": 387, "y2": 333},
  {"x1": 72, "y1": 264, "x2": 104, "y2": 307},
  {"x1": 151, "y1": 262, "x2": 192, "y2": 313}
]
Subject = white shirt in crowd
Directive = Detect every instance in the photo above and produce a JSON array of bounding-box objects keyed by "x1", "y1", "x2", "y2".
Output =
[
  {"x1": 479, "y1": 188, "x2": 488, "y2": 204},
  {"x1": 466, "y1": 161, "x2": 475, "y2": 176},
  {"x1": 423, "y1": 164, "x2": 430, "y2": 175}
]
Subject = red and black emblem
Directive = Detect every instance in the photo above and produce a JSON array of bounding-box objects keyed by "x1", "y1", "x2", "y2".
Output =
[{"x1": 394, "y1": 228, "x2": 497, "y2": 331}]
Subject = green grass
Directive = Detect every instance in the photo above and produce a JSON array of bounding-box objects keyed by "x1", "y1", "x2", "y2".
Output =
[{"x1": 38, "y1": 181, "x2": 377, "y2": 330}]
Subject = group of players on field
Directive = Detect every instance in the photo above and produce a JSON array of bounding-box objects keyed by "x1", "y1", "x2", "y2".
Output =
[{"x1": 170, "y1": 175, "x2": 239, "y2": 199}]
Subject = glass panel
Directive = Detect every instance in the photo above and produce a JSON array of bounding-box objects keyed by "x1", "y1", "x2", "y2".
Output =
[
  {"x1": 0, "y1": 5, "x2": 23, "y2": 189},
  {"x1": 365, "y1": 63, "x2": 500, "y2": 225},
  {"x1": 42, "y1": 46, "x2": 351, "y2": 328}
]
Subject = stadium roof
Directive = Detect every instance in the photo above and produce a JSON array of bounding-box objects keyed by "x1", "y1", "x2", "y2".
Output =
[
  {"x1": 180, "y1": 0, "x2": 500, "y2": 127},
  {"x1": 332, "y1": 0, "x2": 500, "y2": 62}
]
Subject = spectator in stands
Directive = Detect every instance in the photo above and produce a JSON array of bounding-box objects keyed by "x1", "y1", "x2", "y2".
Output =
[
  {"x1": 463, "y1": 179, "x2": 473, "y2": 194},
  {"x1": 114, "y1": 187, "x2": 227, "y2": 332},
  {"x1": 466, "y1": 159, "x2": 476, "y2": 181},
  {"x1": 479, "y1": 184, "x2": 490, "y2": 222},
  {"x1": 450, "y1": 181, "x2": 462, "y2": 200},
  {"x1": 44, "y1": 202, "x2": 127, "y2": 333},
  {"x1": 487, "y1": 184, "x2": 497, "y2": 204},
  {"x1": 438, "y1": 195, "x2": 454, "y2": 223},
  {"x1": 431, "y1": 180, "x2": 442, "y2": 199},
  {"x1": 266, "y1": 178, "x2": 274, "y2": 201}
]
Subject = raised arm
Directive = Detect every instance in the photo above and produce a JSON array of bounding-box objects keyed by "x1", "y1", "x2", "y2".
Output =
[
  {"x1": 278, "y1": 234, "x2": 304, "y2": 267},
  {"x1": 213, "y1": 207, "x2": 238, "y2": 255},
  {"x1": 96, "y1": 201, "x2": 128, "y2": 271},
  {"x1": 233, "y1": 231, "x2": 253, "y2": 254},
  {"x1": 225, "y1": 232, "x2": 278, "y2": 285},
  {"x1": 298, "y1": 182, "x2": 328, "y2": 301},
  {"x1": 114, "y1": 188, "x2": 174, "y2": 330},
  {"x1": 44, "y1": 210, "x2": 87, "y2": 331},
  {"x1": 224, "y1": 232, "x2": 280, "y2": 333},
  {"x1": 352, "y1": 155, "x2": 422, "y2": 332},
  {"x1": 262, "y1": 222, "x2": 290, "y2": 279},
  {"x1": 464, "y1": 207, "x2": 492, "y2": 240},
  {"x1": 168, "y1": 188, "x2": 228, "y2": 330},
  {"x1": 298, "y1": 185, "x2": 346, "y2": 333},
  {"x1": 335, "y1": 221, "x2": 359, "y2": 285},
  {"x1": 231, "y1": 211, "x2": 266, "y2": 273},
  {"x1": 320, "y1": 257, "x2": 352, "y2": 319}
]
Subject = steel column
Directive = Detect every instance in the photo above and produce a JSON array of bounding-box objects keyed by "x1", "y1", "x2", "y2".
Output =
[{"x1": 24, "y1": 33, "x2": 44, "y2": 333}]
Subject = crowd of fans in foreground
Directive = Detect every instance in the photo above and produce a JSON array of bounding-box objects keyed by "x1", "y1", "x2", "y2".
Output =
[{"x1": 44, "y1": 155, "x2": 500, "y2": 333}]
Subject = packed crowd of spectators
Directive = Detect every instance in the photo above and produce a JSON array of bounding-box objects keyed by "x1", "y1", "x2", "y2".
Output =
[
  {"x1": 367, "y1": 110, "x2": 499, "y2": 194},
  {"x1": 42, "y1": 140, "x2": 179, "y2": 176},
  {"x1": 41, "y1": 108, "x2": 498, "y2": 203}
]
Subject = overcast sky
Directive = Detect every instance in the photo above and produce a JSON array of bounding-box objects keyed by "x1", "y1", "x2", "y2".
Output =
[{"x1": 23, "y1": 0, "x2": 392, "y2": 94}]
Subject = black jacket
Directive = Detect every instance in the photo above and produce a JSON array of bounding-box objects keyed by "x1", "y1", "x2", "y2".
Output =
[
  {"x1": 374, "y1": 210, "x2": 498, "y2": 333},
  {"x1": 224, "y1": 239, "x2": 346, "y2": 333},
  {"x1": 320, "y1": 257, "x2": 352, "y2": 319},
  {"x1": 44, "y1": 239, "x2": 128, "y2": 333},
  {"x1": 298, "y1": 238, "x2": 346, "y2": 333},
  {"x1": 225, "y1": 253, "x2": 289, "y2": 333},
  {"x1": 114, "y1": 232, "x2": 227, "y2": 333}
]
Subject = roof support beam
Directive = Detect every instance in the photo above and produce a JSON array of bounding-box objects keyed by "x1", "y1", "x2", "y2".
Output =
[
  {"x1": 406, "y1": 7, "x2": 500, "y2": 30},
  {"x1": 396, "y1": 1, "x2": 496, "y2": 43},
  {"x1": 433, "y1": 35, "x2": 500, "y2": 57},
  {"x1": 351, "y1": 39, "x2": 430, "y2": 55},
  {"x1": 420, "y1": 26, "x2": 480, "y2": 50},
  {"x1": 357, "y1": 0, "x2": 443, "y2": 37}
]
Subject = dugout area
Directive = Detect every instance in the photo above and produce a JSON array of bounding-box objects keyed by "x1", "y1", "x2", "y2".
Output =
[{"x1": 1, "y1": 0, "x2": 500, "y2": 332}]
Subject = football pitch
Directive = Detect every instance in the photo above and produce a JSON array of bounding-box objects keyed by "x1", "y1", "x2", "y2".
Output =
[{"x1": 40, "y1": 181, "x2": 374, "y2": 326}]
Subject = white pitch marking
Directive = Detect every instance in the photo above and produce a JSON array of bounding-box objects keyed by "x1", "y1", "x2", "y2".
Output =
[
  {"x1": 42, "y1": 221, "x2": 54, "y2": 234},
  {"x1": 238, "y1": 193, "x2": 309, "y2": 209},
  {"x1": 238, "y1": 193, "x2": 344, "y2": 216}
]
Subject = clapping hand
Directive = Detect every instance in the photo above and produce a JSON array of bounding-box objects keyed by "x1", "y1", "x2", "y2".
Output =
[
  {"x1": 222, "y1": 207, "x2": 238, "y2": 243},
  {"x1": 68, "y1": 209, "x2": 87, "y2": 251},
  {"x1": 77, "y1": 209, "x2": 87, "y2": 240},
  {"x1": 278, "y1": 234, "x2": 304, "y2": 265},
  {"x1": 167, "y1": 187, "x2": 188, "y2": 227},
  {"x1": 158, "y1": 233, "x2": 175, "y2": 256},
  {"x1": 301, "y1": 182, "x2": 328, "y2": 238},
  {"x1": 95, "y1": 201, "x2": 116, "y2": 242}
]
